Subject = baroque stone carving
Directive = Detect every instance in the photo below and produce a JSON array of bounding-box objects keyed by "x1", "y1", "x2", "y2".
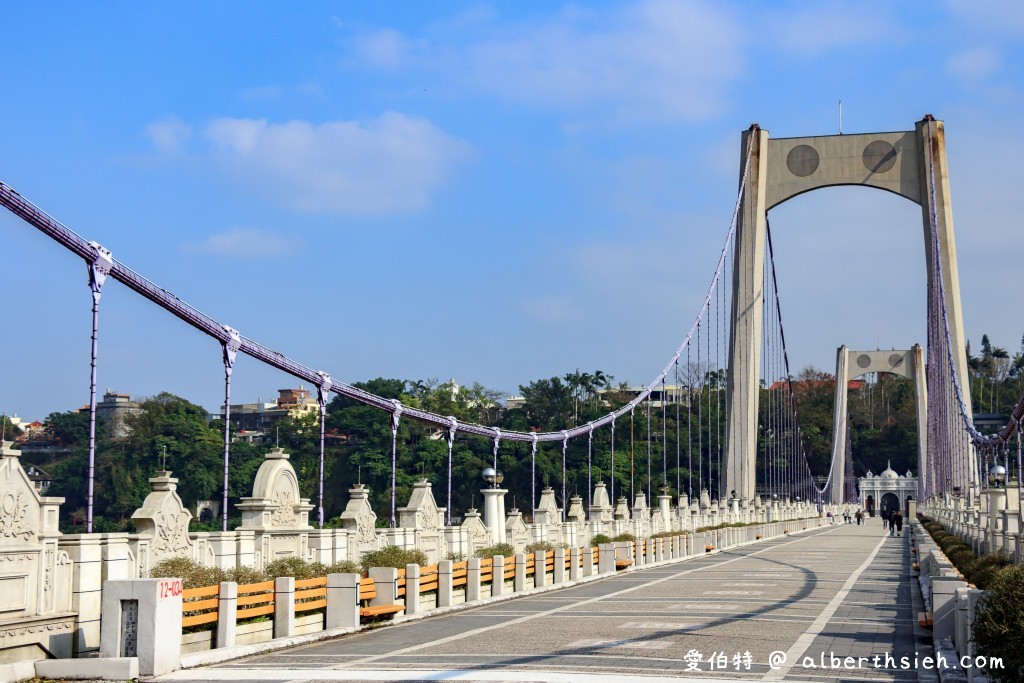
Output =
[
  {"x1": 0, "y1": 620, "x2": 74, "y2": 640},
  {"x1": 237, "y1": 447, "x2": 313, "y2": 531},
  {"x1": 131, "y1": 471, "x2": 194, "y2": 564},
  {"x1": 270, "y1": 490, "x2": 297, "y2": 526},
  {"x1": 154, "y1": 510, "x2": 192, "y2": 556},
  {"x1": 340, "y1": 484, "x2": 379, "y2": 546},
  {"x1": 0, "y1": 490, "x2": 34, "y2": 540},
  {"x1": 398, "y1": 479, "x2": 443, "y2": 532}
]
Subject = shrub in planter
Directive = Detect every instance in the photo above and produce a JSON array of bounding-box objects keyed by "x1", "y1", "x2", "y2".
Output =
[
  {"x1": 149, "y1": 557, "x2": 226, "y2": 589},
  {"x1": 227, "y1": 565, "x2": 268, "y2": 585},
  {"x1": 966, "y1": 554, "x2": 1011, "y2": 590},
  {"x1": 474, "y1": 543, "x2": 515, "y2": 559},
  {"x1": 264, "y1": 556, "x2": 326, "y2": 581},
  {"x1": 589, "y1": 534, "x2": 613, "y2": 547},
  {"x1": 945, "y1": 546, "x2": 976, "y2": 573},
  {"x1": 524, "y1": 541, "x2": 556, "y2": 553},
  {"x1": 360, "y1": 545, "x2": 429, "y2": 572},
  {"x1": 972, "y1": 564, "x2": 1024, "y2": 682},
  {"x1": 611, "y1": 533, "x2": 636, "y2": 542},
  {"x1": 325, "y1": 560, "x2": 361, "y2": 575}
]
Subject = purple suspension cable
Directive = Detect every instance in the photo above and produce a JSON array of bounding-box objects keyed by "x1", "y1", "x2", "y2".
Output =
[{"x1": 85, "y1": 243, "x2": 111, "y2": 533}]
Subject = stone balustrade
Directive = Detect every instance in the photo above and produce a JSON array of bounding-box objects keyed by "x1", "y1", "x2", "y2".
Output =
[{"x1": 0, "y1": 436, "x2": 829, "y2": 676}]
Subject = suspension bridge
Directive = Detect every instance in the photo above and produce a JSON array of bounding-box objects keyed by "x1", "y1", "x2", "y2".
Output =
[{"x1": 1, "y1": 116, "x2": 1020, "y2": 682}]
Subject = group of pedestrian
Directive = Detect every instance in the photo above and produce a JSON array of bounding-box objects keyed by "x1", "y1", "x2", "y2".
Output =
[
  {"x1": 881, "y1": 508, "x2": 904, "y2": 536},
  {"x1": 830, "y1": 509, "x2": 865, "y2": 525}
]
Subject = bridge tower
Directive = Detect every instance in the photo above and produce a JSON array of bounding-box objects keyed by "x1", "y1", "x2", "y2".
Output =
[
  {"x1": 725, "y1": 117, "x2": 975, "y2": 503},
  {"x1": 828, "y1": 346, "x2": 927, "y2": 504}
]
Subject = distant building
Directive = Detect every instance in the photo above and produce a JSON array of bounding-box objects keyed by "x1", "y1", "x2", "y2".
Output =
[
  {"x1": 217, "y1": 387, "x2": 323, "y2": 441},
  {"x1": 77, "y1": 390, "x2": 143, "y2": 438},
  {"x1": 858, "y1": 463, "x2": 916, "y2": 517},
  {"x1": 23, "y1": 463, "x2": 52, "y2": 494}
]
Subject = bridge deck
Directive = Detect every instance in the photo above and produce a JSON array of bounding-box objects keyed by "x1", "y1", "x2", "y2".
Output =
[{"x1": 160, "y1": 520, "x2": 927, "y2": 682}]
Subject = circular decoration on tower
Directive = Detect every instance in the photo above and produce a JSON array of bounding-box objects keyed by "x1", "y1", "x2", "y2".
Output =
[
  {"x1": 787, "y1": 144, "x2": 819, "y2": 177},
  {"x1": 889, "y1": 353, "x2": 904, "y2": 367},
  {"x1": 862, "y1": 140, "x2": 897, "y2": 173},
  {"x1": 857, "y1": 354, "x2": 872, "y2": 369}
]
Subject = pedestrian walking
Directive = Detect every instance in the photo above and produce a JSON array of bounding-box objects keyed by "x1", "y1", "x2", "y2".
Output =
[
  {"x1": 893, "y1": 509, "x2": 904, "y2": 536},
  {"x1": 882, "y1": 510, "x2": 889, "y2": 532}
]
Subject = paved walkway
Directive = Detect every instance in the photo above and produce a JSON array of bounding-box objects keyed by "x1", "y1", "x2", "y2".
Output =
[{"x1": 160, "y1": 519, "x2": 927, "y2": 682}]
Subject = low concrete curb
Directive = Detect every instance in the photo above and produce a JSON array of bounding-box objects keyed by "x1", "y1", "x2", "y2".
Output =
[{"x1": 35, "y1": 656, "x2": 138, "y2": 681}]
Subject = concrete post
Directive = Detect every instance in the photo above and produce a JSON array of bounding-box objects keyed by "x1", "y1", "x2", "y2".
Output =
[
  {"x1": 326, "y1": 573, "x2": 359, "y2": 630},
  {"x1": 491, "y1": 557, "x2": 507, "y2": 597},
  {"x1": 466, "y1": 558, "x2": 481, "y2": 602},
  {"x1": 514, "y1": 554, "x2": 527, "y2": 592},
  {"x1": 569, "y1": 547, "x2": 581, "y2": 581},
  {"x1": 100, "y1": 578, "x2": 182, "y2": 677},
  {"x1": 553, "y1": 547, "x2": 567, "y2": 584},
  {"x1": 368, "y1": 567, "x2": 398, "y2": 607},
  {"x1": 63, "y1": 535, "x2": 104, "y2": 656},
  {"x1": 404, "y1": 564, "x2": 421, "y2": 615},
  {"x1": 932, "y1": 576, "x2": 967, "y2": 642},
  {"x1": 534, "y1": 551, "x2": 548, "y2": 587},
  {"x1": 598, "y1": 544, "x2": 615, "y2": 574},
  {"x1": 582, "y1": 546, "x2": 595, "y2": 577},
  {"x1": 437, "y1": 560, "x2": 453, "y2": 608},
  {"x1": 647, "y1": 538, "x2": 656, "y2": 563},
  {"x1": 274, "y1": 576, "x2": 295, "y2": 638},
  {"x1": 216, "y1": 582, "x2": 237, "y2": 648},
  {"x1": 207, "y1": 533, "x2": 238, "y2": 570},
  {"x1": 235, "y1": 529, "x2": 256, "y2": 568}
]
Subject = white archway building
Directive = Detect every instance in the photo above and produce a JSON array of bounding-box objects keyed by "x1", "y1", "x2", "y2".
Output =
[{"x1": 859, "y1": 463, "x2": 917, "y2": 517}]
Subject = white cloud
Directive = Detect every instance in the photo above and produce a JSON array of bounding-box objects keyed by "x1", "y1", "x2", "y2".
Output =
[
  {"x1": 145, "y1": 116, "x2": 192, "y2": 154},
  {"x1": 946, "y1": 47, "x2": 1001, "y2": 80},
  {"x1": 946, "y1": 0, "x2": 1024, "y2": 36},
  {"x1": 203, "y1": 113, "x2": 472, "y2": 214},
  {"x1": 760, "y1": 3, "x2": 900, "y2": 55},
  {"x1": 353, "y1": 28, "x2": 411, "y2": 69},
  {"x1": 183, "y1": 228, "x2": 301, "y2": 258},
  {"x1": 347, "y1": 0, "x2": 743, "y2": 124}
]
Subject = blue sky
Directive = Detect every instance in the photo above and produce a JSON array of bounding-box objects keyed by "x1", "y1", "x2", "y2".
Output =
[{"x1": 3, "y1": 1, "x2": 1024, "y2": 422}]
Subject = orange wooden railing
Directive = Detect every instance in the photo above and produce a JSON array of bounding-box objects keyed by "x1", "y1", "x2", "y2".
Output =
[
  {"x1": 236, "y1": 580, "x2": 275, "y2": 620},
  {"x1": 419, "y1": 564, "x2": 439, "y2": 593},
  {"x1": 451, "y1": 560, "x2": 468, "y2": 588},
  {"x1": 181, "y1": 584, "x2": 219, "y2": 628},
  {"x1": 294, "y1": 576, "x2": 327, "y2": 613}
]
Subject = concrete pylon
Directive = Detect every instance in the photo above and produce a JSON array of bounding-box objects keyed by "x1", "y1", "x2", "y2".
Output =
[
  {"x1": 725, "y1": 117, "x2": 974, "y2": 504},
  {"x1": 828, "y1": 347, "x2": 926, "y2": 505}
]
